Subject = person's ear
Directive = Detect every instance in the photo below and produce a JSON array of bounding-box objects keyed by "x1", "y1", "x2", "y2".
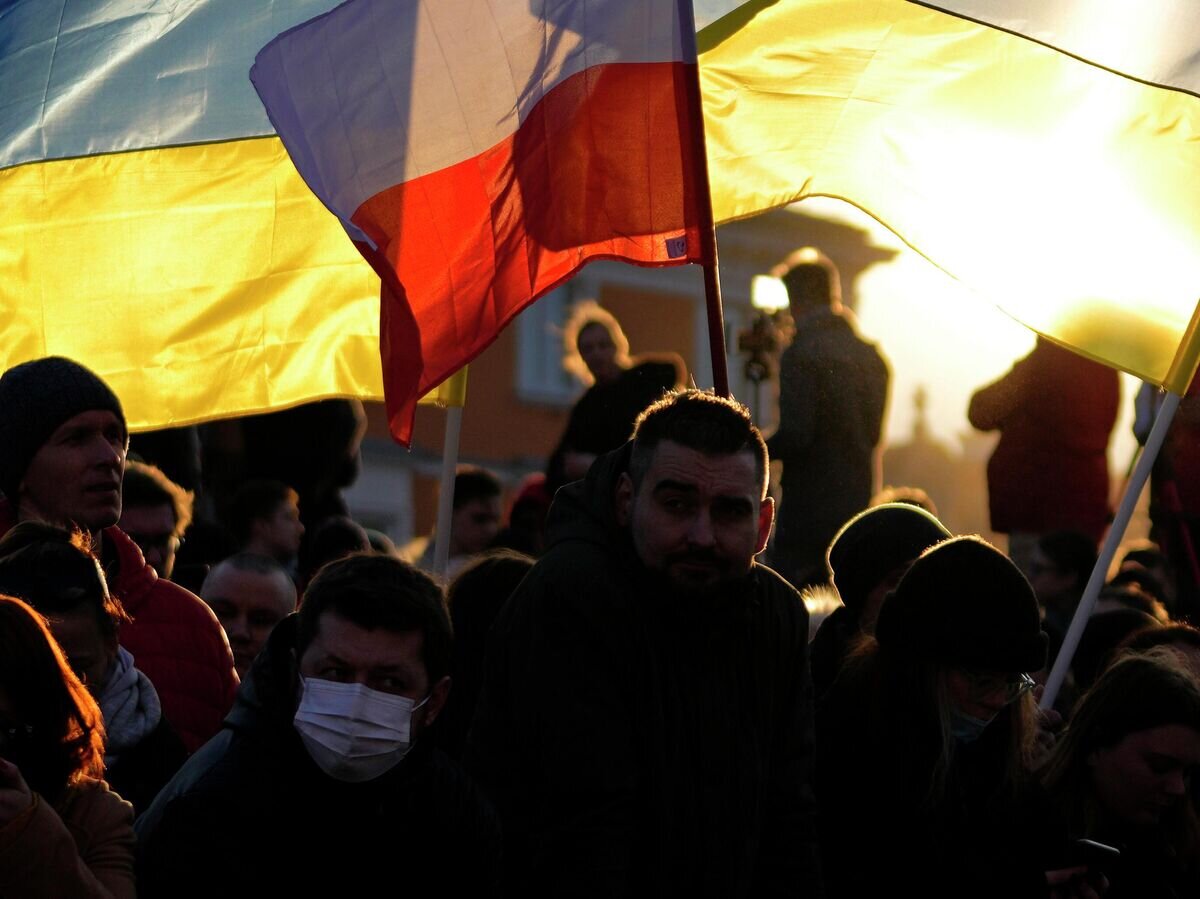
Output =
[
  {"x1": 755, "y1": 497, "x2": 775, "y2": 555},
  {"x1": 615, "y1": 472, "x2": 634, "y2": 527},
  {"x1": 420, "y1": 675, "x2": 452, "y2": 727}
]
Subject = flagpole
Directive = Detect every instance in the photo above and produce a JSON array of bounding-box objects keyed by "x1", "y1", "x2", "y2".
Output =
[
  {"x1": 1040, "y1": 389, "x2": 1182, "y2": 709},
  {"x1": 678, "y1": 0, "x2": 729, "y2": 399},
  {"x1": 432, "y1": 405, "x2": 463, "y2": 580}
]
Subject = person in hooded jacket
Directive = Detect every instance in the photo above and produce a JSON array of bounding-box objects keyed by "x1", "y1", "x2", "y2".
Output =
[
  {"x1": 135, "y1": 553, "x2": 500, "y2": 898},
  {"x1": 467, "y1": 389, "x2": 821, "y2": 898},
  {"x1": 816, "y1": 536, "x2": 1078, "y2": 898},
  {"x1": 0, "y1": 522, "x2": 187, "y2": 815}
]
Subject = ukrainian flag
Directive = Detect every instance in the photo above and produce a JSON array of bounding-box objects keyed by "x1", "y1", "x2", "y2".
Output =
[
  {"x1": 700, "y1": 0, "x2": 1200, "y2": 393},
  {"x1": 0, "y1": 0, "x2": 387, "y2": 431}
]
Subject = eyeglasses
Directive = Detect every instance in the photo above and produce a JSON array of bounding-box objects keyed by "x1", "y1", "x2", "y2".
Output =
[{"x1": 961, "y1": 670, "x2": 1036, "y2": 706}]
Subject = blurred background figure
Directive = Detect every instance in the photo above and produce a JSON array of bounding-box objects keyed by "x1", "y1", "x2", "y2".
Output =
[
  {"x1": 434, "y1": 549, "x2": 535, "y2": 759},
  {"x1": 226, "y1": 480, "x2": 304, "y2": 576},
  {"x1": 0, "y1": 523, "x2": 187, "y2": 815},
  {"x1": 298, "y1": 515, "x2": 372, "y2": 592},
  {"x1": 767, "y1": 247, "x2": 890, "y2": 589},
  {"x1": 1041, "y1": 650, "x2": 1200, "y2": 898},
  {"x1": 0, "y1": 595, "x2": 134, "y2": 896},
  {"x1": 968, "y1": 337, "x2": 1118, "y2": 575},
  {"x1": 119, "y1": 460, "x2": 193, "y2": 582},
  {"x1": 200, "y1": 553, "x2": 297, "y2": 679},
  {"x1": 413, "y1": 466, "x2": 503, "y2": 579},
  {"x1": 1028, "y1": 530, "x2": 1097, "y2": 656},
  {"x1": 1135, "y1": 380, "x2": 1200, "y2": 621},
  {"x1": 545, "y1": 302, "x2": 683, "y2": 497},
  {"x1": 490, "y1": 473, "x2": 552, "y2": 558}
]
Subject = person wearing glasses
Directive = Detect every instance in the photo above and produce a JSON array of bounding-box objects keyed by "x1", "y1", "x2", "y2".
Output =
[
  {"x1": 0, "y1": 594, "x2": 134, "y2": 897},
  {"x1": 816, "y1": 536, "x2": 1062, "y2": 898}
]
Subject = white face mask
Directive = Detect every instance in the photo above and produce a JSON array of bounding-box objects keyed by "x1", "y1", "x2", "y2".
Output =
[{"x1": 293, "y1": 677, "x2": 429, "y2": 783}]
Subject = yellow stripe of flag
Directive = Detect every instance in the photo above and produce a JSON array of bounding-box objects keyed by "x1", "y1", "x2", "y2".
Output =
[{"x1": 699, "y1": 0, "x2": 1200, "y2": 393}]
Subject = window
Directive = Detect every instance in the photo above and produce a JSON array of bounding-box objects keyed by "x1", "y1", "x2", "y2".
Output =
[{"x1": 515, "y1": 285, "x2": 579, "y2": 406}]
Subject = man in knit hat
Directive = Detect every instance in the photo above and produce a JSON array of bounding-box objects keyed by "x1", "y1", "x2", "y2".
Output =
[{"x1": 0, "y1": 356, "x2": 237, "y2": 752}]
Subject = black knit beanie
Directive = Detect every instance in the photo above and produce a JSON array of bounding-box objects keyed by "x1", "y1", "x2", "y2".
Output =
[
  {"x1": 0, "y1": 357, "x2": 126, "y2": 503},
  {"x1": 826, "y1": 503, "x2": 951, "y2": 616},
  {"x1": 875, "y1": 535, "x2": 1048, "y2": 673}
]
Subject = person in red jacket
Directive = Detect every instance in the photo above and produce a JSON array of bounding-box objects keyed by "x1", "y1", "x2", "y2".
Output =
[
  {"x1": 968, "y1": 338, "x2": 1119, "y2": 575},
  {"x1": 0, "y1": 356, "x2": 237, "y2": 753}
]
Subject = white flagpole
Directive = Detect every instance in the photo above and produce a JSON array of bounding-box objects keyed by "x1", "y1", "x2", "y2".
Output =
[
  {"x1": 1040, "y1": 389, "x2": 1182, "y2": 709},
  {"x1": 432, "y1": 405, "x2": 463, "y2": 580}
]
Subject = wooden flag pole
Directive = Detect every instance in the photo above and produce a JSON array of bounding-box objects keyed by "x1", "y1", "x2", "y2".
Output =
[
  {"x1": 1040, "y1": 389, "x2": 1182, "y2": 709},
  {"x1": 678, "y1": 0, "x2": 729, "y2": 398}
]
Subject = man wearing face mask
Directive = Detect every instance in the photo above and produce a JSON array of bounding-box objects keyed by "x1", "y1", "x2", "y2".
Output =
[{"x1": 135, "y1": 554, "x2": 501, "y2": 897}]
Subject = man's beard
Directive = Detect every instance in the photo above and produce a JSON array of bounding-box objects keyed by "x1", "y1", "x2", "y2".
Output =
[{"x1": 647, "y1": 549, "x2": 753, "y2": 605}]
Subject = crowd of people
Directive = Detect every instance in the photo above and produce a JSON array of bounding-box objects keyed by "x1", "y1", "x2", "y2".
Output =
[{"x1": 0, "y1": 250, "x2": 1198, "y2": 898}]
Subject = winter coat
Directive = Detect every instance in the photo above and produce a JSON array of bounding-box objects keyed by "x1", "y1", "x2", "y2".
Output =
[
  {"x1": 135, "y1": 615, "x2": 501, "y2": 898},
  {"x1": 817, "y1": 657, "x2": 1057, "y2": 898},
  {"x1": 466, "y1": 442, "x2": 823, "y2": 898},
  {"x1": 769, "y1": 307, "x2": 889, "y2": 586},
  {"x1": 968, "y1": 340, "x2": 1118, "y2": 541},
  {"x1": 105, "y1": 716, "x2": 188, "y2": 817},
  {"x1": 0, "y1": 779, "x2": 135, "y2": 899},
  {"x1": 0, "y1": 500, "x2": 238, "y2": 754}
]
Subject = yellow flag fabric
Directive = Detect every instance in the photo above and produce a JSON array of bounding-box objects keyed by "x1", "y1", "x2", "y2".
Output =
[
  {"x1": 422, "y1": 367, "x2": 469, "y2": 410},
  {"x1": 2, "y1": 137, "x2": 386, "y2": 430},
  {"x1": 1, "y1": 0, "x2": 464, "y2": 435},
  {"x1": 699, "y1": 0, "x2": 1200, "y2": 393}
]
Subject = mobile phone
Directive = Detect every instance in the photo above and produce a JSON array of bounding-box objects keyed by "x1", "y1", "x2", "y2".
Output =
[{"x1": 1073, "y1": 838, "x2": 1120, "y2": 866}]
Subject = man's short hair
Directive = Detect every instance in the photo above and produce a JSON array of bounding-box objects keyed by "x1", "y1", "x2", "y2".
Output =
[
  {"x1": 227, "y1": 479, "x2": 298, "y2": 546},
  {"x1": 629, "y1": 390, "x2": 768, "y2": 497},
  {"x1": 771, "y1": 246, "x2": 842, "y2": 309},
  {"x1": 452, "y1": 466, "x2": 502, "y2": 511},
  {"x1": 296, "y1": 553, "x2": 451, "y2": 682},
  {"x1": 123, "y1": 460, "x2": 194, "y2": 538},
  {"x1": 202, "y1": 551, "x2": 290, "y2": 587}
]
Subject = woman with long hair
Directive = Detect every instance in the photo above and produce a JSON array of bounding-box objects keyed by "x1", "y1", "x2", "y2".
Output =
[
  {"x1": 0, "y1": 594, "x2": 134, "y2": 897},
  {"x1": 1041, "y1": 649, "x2": 1200, "y2": 897},
  {"x1": 0, "y1": 521, "x2": 188, "y2": 814},
  {"x1": 817, "y1": 536, "x2": 1059, "y2": 897}
]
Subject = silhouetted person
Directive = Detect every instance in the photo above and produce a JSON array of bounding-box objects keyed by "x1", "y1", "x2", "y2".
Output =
[
  {"x1": 768, "y1": 247, "x2": 889, "y2": 588},
  {"x1": 968, "y1": 338, "x2": 1118, "y2": 573}
]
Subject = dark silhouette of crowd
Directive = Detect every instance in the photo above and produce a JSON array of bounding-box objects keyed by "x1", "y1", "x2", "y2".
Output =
[{"x1": 2, "y1": 276, "x2": 1198, "y2": 899}]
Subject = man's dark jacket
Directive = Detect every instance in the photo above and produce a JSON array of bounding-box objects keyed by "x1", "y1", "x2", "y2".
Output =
[
  {"x1": 465, "y1": 443, "x2": 822, "y2": 897},
  {"x1": 769, "y1": 307, "x2": 889, "y2": 587},
  {"x1": 135, "y1": 616, "x2": 501, "y2": 897}
]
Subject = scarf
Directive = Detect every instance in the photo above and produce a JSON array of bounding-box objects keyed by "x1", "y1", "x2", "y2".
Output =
[{"x1": 97, "y1": 646, "x2": 162, "y2": 765}]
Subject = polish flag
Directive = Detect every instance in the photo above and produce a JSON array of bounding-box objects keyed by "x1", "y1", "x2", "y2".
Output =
[{"x1": 252, "y1": 0, "x2": 709, "y2": 443}]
